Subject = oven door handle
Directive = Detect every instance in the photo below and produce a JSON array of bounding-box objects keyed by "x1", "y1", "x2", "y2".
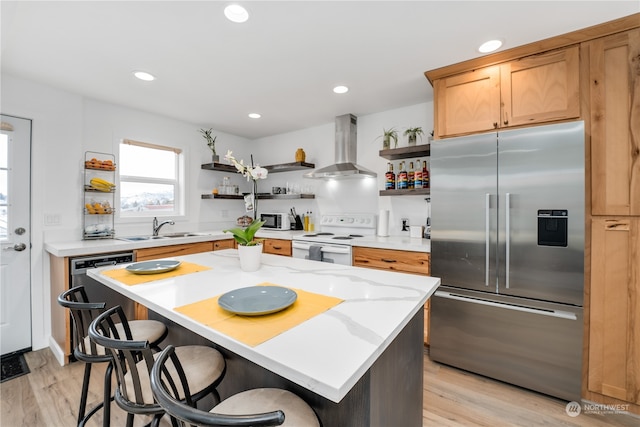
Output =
[
  {"x1": 319, "y1": 245, "x2": 351, "y2": 254},
  {"x1": 292, "y1": 241, "x2": 351, "y2": 254}
]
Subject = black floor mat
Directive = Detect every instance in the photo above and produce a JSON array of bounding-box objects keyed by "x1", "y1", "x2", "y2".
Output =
[{"x1": 1, "y1": 353, "x2": 30, "y2": 383}]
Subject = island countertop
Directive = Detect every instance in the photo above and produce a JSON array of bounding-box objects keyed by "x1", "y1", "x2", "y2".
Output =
[{"x1": 87, "y1": 249, "x2": 439, "y2": 404}]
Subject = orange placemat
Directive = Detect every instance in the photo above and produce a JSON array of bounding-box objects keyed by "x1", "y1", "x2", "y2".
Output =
[
  {"x1": 101, "y1": 262, "x2": 211, "y2": 286},
  {"x1": 174, "y1": 282, "x2": 343, "y2": 347}
]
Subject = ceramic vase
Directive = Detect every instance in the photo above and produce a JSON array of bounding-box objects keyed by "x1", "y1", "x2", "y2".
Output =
[
  {"x1": 238, "y1": 243, "x2": 263, "y2": 272},
  {"x1": 295, "y1": 148, "x2": 306, "y2": 162},
  {"x1": 408, "y1": 135, "x2": 417, "y2": 146}
]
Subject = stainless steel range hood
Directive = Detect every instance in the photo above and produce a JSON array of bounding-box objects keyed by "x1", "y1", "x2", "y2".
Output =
[{"x1": 304, "y1": 114, "x2": 377, "y2": 179}]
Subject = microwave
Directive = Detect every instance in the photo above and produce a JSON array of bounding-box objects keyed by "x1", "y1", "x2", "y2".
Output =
[{"x1": 260, "y1": 212, "x2": 291, "y2": 230}]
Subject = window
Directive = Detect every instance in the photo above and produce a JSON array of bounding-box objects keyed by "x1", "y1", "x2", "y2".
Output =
[{"x1": 119, "y1": 139, "x2": 183, "y2": 217}]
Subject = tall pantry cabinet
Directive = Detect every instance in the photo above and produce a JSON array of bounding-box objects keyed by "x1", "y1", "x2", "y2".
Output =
[
  {"x1": 425, "y1": 14, "x2": 640, "y2": 414},
  {"x1": 585, "y1": 27, "x2": 640, "y2": 406}
]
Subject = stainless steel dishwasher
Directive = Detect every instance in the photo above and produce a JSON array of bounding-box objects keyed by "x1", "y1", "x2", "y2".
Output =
[{"x1": 69, "y1": 251, "x2": 136, "y2": 321}]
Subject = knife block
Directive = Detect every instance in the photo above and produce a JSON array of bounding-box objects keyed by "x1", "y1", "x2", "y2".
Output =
[{"x1": 293, "y1": 215, "x2": 304, "y2": 230}]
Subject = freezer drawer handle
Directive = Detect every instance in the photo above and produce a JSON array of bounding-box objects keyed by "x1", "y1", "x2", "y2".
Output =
[{"x1": 434, "y1": 291, "x2": 578, "y2": 320}]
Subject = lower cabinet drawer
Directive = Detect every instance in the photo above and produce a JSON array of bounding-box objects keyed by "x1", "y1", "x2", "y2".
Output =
[
  {"x1": 353, "y1": 247, "x2": 430, "y2": 275},
  {"x1": 263, "y1": 238, "x2": 292, "y2": 256}
]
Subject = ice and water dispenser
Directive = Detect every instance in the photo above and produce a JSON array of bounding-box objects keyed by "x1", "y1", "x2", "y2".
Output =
[{"x1": 537, "y1": 210, "x2": 568, "y2": 247}]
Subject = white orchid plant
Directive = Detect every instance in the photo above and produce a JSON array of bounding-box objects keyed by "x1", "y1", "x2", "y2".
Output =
[
  {"x1": 224, "y1": 150, "x2": 268, "y2": 217},
  {"x1": 224, "y1": 150, "x2": 269, "y2": 181}
]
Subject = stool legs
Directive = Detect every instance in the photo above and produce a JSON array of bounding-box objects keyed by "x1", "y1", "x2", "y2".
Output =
[
  {"x1": 77, "y1": 360, "x2": 113, "y2": 427},
  {"x1": 77, "y1": 363, "x2": 92, "y2": 425}
]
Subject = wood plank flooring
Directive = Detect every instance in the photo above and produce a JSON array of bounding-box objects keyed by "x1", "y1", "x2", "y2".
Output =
[{"x1": 1, "y1": 347, "x2": 638, "y2": 426}]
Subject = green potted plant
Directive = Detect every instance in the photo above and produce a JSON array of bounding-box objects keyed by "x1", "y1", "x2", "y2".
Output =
[
  {"x1": 224, "y1": 219, "x2": 266, "y2": 272},
  {"x1": 404, "y1": 127, "x2": 424, "y2": 146},
  {"x1": 378, "y1": 128, "x2": 398, "y2": 149},
  {"x1": 223, "y1": 219, "x2": 265, "y2": 246},
  {"x1": 199, "y1": 128, "x2": 218, "y2": 162}
]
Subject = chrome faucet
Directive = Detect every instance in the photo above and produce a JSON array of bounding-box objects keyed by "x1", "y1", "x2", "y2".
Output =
[{"x1": 152, "y1": 217, "x2": 175, "y2": 236}]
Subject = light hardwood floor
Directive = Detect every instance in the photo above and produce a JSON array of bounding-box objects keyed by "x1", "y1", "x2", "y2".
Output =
[{"x1": 1, "y1": 347, "x2": 638, "y2": 426}]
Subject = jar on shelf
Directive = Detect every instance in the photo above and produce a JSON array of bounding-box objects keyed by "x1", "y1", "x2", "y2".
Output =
[{"x1": 295, "y1": 148, "x2": 306, "y2": 162}]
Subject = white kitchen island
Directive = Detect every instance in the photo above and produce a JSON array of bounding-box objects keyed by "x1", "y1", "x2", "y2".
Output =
[{"x1": 87, "y1": 249, "x2": 440, "y2": 426}]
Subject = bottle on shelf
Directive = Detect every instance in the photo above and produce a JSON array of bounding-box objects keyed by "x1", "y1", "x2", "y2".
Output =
[
  {"x1": 397, "y1": 161, "x2": 408, "y2": 190},
  {"x1": 385, "y1": 162, "x2": 396, "y2": 190},
  {"x1": 407, "y1": 161, "x2": 415, "y2": 189},
  {"x1": 422, "y1": 160, "x2": 430, "y2": 189},
  {"x1": 414, "y1": 158, "x2": 423, "y2": 188}
]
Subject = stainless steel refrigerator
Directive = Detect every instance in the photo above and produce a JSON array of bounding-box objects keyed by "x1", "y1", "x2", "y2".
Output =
[{"x1": 429, "y1": 121, "x2": 585, "y2": 401}]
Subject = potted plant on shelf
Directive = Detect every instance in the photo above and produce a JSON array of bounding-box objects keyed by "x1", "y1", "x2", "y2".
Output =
[
  {"x1": 223, "y1": 219, "x2": 266, "y2": 272},
  {"x1": 199, "y1": 128, "x2": 218, "y2": 162},
  {"x1": 404, "y1": 127, "x2": 424, "y2": 146},
  {"x1": 378, "y1": 128, "x2": 398, "y2": 149}
]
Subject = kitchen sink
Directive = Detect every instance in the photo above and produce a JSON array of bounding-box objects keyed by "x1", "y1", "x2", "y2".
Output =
[
  {"x1": 117, "y1": 235, "x2": 168, "y2": 242},
  {"x1": 160, "y1": 232, "x2": 199, "y2": 238}
]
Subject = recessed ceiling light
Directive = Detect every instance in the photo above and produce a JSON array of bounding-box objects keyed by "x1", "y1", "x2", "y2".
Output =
[
  {"x1": 478, "y1": 39, "x2": 503, "y2": 53},
  {"x1": 248, "y1": 113, "x2": 261, "y2": 119},
  {"x1": 133, "y1": 71, "x2": 155, "y2": 81},
  {"x1": 333, "y1": 85, "x2": 349, "y2": 94},
  {"x1": 224, "y1": 4, "x2": 249, "y2": 23}
]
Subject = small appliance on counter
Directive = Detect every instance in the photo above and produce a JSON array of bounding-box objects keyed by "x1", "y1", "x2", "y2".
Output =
[{"x1": 260, "y1": 212, "x2": 291, "y2": 230}]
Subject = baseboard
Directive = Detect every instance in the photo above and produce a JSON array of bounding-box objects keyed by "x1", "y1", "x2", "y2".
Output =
[{"x1": 48, "y1": 336, "x2": 66, "y2": 366}]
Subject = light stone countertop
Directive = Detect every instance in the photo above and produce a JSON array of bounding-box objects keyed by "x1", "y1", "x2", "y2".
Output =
[
  {"x1": 87, "y1": 249, "x2": 440, "y2": 403},
  {"x1": 45, "y1": 229, "x2": 429, "y2": 257}
]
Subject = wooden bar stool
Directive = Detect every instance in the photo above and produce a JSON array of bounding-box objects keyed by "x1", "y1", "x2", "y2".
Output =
[
  {"x1": 150, "y1": 345, "x2": 321, "y2": 427},
  {"x1": 57, "y1": 286, "x2": 168, "y2": 427},
  {"x1": 89, "y1": 306, "x2": 226, "y2": 427}
]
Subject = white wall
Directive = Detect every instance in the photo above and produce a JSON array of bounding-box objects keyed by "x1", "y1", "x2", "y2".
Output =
[
  {"x1": 1, "y1": 73, "x2": 433, "y2": 352},
  {"x1": 253, "y1": 102, "x2": 434, "y2": 234}
]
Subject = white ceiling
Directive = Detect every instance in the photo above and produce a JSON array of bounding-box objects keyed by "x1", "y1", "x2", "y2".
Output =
[{"x1": 1, "y1": 1, "x2": 638, "y2": 139}]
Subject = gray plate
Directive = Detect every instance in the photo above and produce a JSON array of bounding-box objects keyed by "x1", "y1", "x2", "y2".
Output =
[
  {"x1": 218, "y1": 286, "x2": 297, "y2": 316},
  {"x1": 125, "y1": 260, "x2": 182, "y2": 275}
]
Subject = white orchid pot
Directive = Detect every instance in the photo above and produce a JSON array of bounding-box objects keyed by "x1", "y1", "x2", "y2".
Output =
[{"x1": 238, "y1": 243, "x2": 263, "y2": 272}]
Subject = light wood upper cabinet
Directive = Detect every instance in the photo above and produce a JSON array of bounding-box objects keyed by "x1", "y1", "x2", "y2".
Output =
[
  {"x1": 588, "y1": 217, "x2": 640, "y2": 404},
  {"x1": 588, "y1": 28, "x2": 640, "y2": 216},
  {"x1": 500, "y1": 46, "x2": 580, "y2": 127},
  {"x1": 434, "y1": 46, "x2": 580, "y2": 138},
  {"x1": 435, "y1": 66, "x2": 501, "y2": 137}
]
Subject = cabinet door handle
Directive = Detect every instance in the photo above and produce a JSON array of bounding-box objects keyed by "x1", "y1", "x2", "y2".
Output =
[
  {"x1": 493, "y1": 122, "x2": 498, "y2": 129},
  {"x1": 381, "y1": 258, "x2": 397, "y2": 263},
  {"x1": 503, "y1": 112, "x2": 509, "y2": 125},
  {"x1": 272, "y1": 246, "x2": 282, "y2": 250}
]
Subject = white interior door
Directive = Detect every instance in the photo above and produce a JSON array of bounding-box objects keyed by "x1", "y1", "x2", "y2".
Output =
[{"x1": 0, "y1": 114, "x2": 32, "y2": 355}]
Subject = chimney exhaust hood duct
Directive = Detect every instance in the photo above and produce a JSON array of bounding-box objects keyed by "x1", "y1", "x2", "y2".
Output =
[{"x1": 304, "y1": 114, "x2": 377, "y2": 179}]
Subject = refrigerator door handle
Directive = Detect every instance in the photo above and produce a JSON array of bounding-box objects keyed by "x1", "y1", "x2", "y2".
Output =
[
  {"x1": 505, "y1": 192, "x2": 511, "y2": 289},
  {"x1": 434, "y1": 291, "x2": 578, "y2": 320},
  {"x1": 485, "y1": 193, "x2": 490, "y2": 287}
]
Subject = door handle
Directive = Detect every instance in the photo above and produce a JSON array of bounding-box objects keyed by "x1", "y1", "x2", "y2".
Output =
[
  {"x1": 485, "y1": 193, "x2": 490, "y2": 287},
  {"x1": 4, "y1": 243, "x2": 27, "y2": 251},
  {"x1": 503, "y1": 112, "x2": 509, "y2": 126},
  {"x1": 505, "y1": 193, "x2": 511, "y2": 289}
]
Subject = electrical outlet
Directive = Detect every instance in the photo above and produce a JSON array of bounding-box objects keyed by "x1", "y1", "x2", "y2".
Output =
[
  {"x1": 44, "y1": 213, "x2": 61, "y2": 225},
  {"x1": 401, "y1": 218, "x2": 409, "y2": 231}
]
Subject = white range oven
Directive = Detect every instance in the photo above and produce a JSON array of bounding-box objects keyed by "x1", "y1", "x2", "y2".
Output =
[{"x1": 292, "y1": 213, "x2": 376, "y2": 266}]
